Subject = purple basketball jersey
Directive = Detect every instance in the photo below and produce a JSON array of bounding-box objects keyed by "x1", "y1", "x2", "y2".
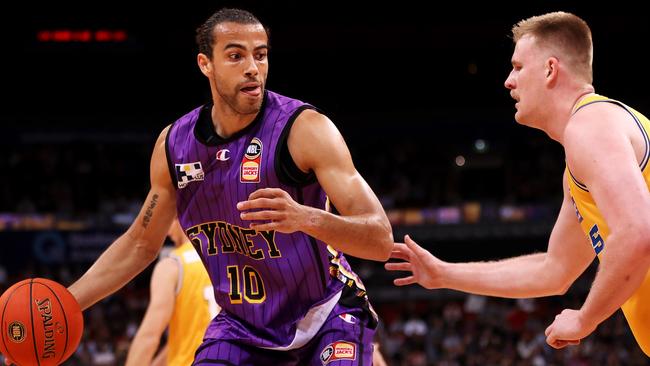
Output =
[{"x1": 166, "y1": 91, "x2": 366, "y2": 349}]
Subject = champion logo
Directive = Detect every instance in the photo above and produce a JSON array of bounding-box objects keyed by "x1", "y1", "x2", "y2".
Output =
[
  {"x1": 216, "y1": 149, "x2": 230, "y2": 161},
  {"x1": 339, "y1": 313, "x2": 357, "y2": 324}
]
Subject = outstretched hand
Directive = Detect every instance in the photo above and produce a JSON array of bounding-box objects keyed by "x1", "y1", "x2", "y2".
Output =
[
  {"x1": 384, "y1": 235, "x2": 446, "y2": 289},
  {"x1": 544, "y1": 308, "x2": 595, "y2": 349},
  {"x1": 2, "y1": 355, "x2": 14, "y2": 366},
  {"x1": 237, "y1": 188, "x2": 310, "y2": 233}
]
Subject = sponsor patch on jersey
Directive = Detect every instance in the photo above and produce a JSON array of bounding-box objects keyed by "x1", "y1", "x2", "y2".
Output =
[
  {"x1": 320, "y1": 341, "x2": 356, "y2": 364},
  {"x1": 175, "y1": 162, "x2": 204, "y2": 189},
  {"x1": 8, "y1": 321, "x2": 25, "y2": 343},
  {"x1": 240, "y1": 137, "x2": 262, "y2": 183},
  {"x1": 216, "y1": 148, "x2": 230, "y2": 161}
]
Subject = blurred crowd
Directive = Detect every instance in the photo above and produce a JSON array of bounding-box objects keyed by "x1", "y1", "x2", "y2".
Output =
[
  {"x1": 0, "y1": 126, "x2": 566, "y2": 227},
  {"x1": 0, "y1": 261, "x2": 646, "y2": 366}
]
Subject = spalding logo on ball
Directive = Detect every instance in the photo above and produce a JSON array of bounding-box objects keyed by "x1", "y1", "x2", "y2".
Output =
[{"x1": 0, "y1": 278, "x2": 84, "y2": 366}]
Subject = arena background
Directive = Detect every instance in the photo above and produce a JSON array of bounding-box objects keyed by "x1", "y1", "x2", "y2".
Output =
[{"x1": 1, "y1": 1, "x2": 649, "y2": 364}]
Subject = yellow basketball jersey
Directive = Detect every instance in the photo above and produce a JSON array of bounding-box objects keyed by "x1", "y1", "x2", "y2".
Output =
[
  {"x1": 567, "y1": 94, "x2": 650, "y2": 356},
  {"x1": 167, "y1": 242, "x2": 217, "y2": 366}
]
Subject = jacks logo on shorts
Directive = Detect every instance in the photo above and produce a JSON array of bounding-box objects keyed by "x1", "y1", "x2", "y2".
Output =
[
  {"x1": 320, "y1": 341, "x2": 356, "y2": 364},
  {"x1": 176, "y1": 162, "x2": 204, "y2": 189},
  {"x1": 240, "y1": 137, "x2": 263, "y2": 183},
  {"x1": 8, "y1": 321, "x2": 25, "y2": 343}
]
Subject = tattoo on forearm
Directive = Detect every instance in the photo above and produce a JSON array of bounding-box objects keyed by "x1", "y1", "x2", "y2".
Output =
[{"x1": 143, "y1": 194, "x2": 159, "y2": 228}]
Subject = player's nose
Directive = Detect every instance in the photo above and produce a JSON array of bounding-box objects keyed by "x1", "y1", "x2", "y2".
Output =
[{"x1": 504, "y1": 71, "x2": 516, "y2": 90}]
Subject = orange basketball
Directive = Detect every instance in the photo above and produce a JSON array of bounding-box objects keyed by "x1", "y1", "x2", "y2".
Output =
[{"x1": 0, "y1": 278, "x2": 83, "y2": 366}]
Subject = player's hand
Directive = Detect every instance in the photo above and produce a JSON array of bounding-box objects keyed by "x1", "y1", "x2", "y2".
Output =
[
  {"x1": 384, "y1": 235, "x2": 446, "y2": 289},
  {"x1": 544, "y1": 308, "x2": 595, "y2": 349},
  {"x1": 2, "y1": 354, "x2": 15, "y2": 366},
  {"x1": 237, "y1": 188, "x2": 310, "y2": 233}
]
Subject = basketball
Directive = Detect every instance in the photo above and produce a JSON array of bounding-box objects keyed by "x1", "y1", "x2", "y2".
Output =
[{"x1": 0, "y1": 278, "x2": 83, "y2": 366}]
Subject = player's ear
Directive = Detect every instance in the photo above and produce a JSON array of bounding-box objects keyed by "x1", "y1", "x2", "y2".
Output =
[
  {"x1": 545, "y1": 57, "x2": 559, "y2": 81},
  {"x1": 197, "y1": 53, "x2": 212, "y2": 77}
]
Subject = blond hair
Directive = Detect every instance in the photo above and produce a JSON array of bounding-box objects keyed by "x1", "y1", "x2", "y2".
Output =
[{"x1": 512, "y1": 11, "x2": 593, "y2": 83}]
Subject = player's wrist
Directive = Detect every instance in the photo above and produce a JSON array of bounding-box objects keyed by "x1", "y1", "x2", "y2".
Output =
[
  {"x1": 301, "y1": 205, "x2": 322, "y2": 233},
  {"x1": 576, "y1": 308, "x2": 599, "y2": 334}
]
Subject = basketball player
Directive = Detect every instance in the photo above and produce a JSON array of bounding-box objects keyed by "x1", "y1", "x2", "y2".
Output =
[
  {"x1": 386, "y1": 12, "x2": 650, "y2": 356},
  {"x1": 64, "y1": 7, "x2": 392, "y2": 365},
  {"x1": 125, "y1": 219, "x2": 217, "y2": 366}
]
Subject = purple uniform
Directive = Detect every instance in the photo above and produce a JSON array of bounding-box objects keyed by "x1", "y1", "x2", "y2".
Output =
[{"x1": 166, "y1": 91, "x2": 376, "y2": 365}]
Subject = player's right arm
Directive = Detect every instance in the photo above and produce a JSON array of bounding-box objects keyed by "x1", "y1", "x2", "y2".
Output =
[
  {"x1": 125, "y1": 258, "x2": 178, "y2": 366},
  {"x1": 68, "y1": 126, "x2": 177, "y2": 310},
  {"x1": 386, "y1": 171, "x2": 596, "y2": 298}
]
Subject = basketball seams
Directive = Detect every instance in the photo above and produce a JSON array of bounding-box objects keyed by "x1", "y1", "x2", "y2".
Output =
[
  {"x1": 29, "y1": 279, "x2": 42, "y2": 366},
  {"x1": 1, "y1": 282, "x2": 30, "y2": 364},
  {"x1": 33, "y1": 280, "x2": 70, "y2": 366}
]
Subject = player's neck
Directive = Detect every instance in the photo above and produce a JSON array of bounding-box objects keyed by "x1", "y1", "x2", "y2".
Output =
[
  {"x1": 210, "y1": 103, "x2": 258, "y2": 139},
  {"x1": 548, "y1": 85, "x2": 595, "y2": 143}
]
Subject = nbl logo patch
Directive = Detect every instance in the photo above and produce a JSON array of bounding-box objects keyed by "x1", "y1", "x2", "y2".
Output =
[
  {"x1": 175, "y1": 162, "x2": 204, "y2": 189},
  {"x1": 240, "y1": 137, "x2": 263, "y2": 183},
  {"x1": 320, "y1": 345, "x2": 334, "y2": 364},
  {"x1": 320, "y1": 341, "x2": 356, "y2": 364},
  {"x1": 8, "y1": 321, "x2": 25, "y2": 343}
]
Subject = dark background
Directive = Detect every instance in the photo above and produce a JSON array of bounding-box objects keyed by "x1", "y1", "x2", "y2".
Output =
[{"x1": 1, "y1": 1, "x2": 649, "y2": 364}]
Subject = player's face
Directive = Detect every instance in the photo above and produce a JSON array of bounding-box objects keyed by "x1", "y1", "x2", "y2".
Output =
[
  {"x1": 504, "y1": 35, "x2": 547, "y2": 127},
  {"x1": 209, "y1": 22, "x2": 269, "y2": 115}
]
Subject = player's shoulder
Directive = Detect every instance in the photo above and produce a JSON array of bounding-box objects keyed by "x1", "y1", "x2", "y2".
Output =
[
  {"x1": 571, "y1": 96, "x2": 632, "y2": 130},
  {"x1": 152, "y1": 256, "x2": 180, "y2": 281},
  {"x1": 151, "y1": 124, "x2": 173, "y2": 159},
  {"x1": 292, "y1": 108, "x2": 333, "y2": 132},
  {"x1": 157, "y1": 124, "x2": 173, "y2": 142}
]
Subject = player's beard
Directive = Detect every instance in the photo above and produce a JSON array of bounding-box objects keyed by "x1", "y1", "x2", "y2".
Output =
[{"x1": 217, "y1": 84, "x2": 264, "y2": 116}]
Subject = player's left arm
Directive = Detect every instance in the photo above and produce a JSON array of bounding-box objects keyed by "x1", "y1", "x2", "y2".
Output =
[
  {"x1": 238, "y1": 109, "x2": 393, "y2": 261},
  {"x1": 547, "y1": 103, "x2": 650, "y2": 345},
  {"x1": 125, "y1": 258, "x2": 178, "y2": 366},
  {"x1": 150, "y1": 345, "x2": 168, "y2": 366}
]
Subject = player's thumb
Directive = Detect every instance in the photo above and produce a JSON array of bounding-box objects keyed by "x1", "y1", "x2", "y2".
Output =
[{"x1": 4, "y1": 356, "x2": 14, "y2": 366}]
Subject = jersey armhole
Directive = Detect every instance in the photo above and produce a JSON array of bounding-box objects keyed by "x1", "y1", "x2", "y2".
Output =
[
  {"x1": 165, "y1": 123, "x2": 179, "y2": 190},
  {"x1": 275, "y1": 105, "x2": 319, "y2": 187},
  {"x1": 168, "y1": 254, "x2": 183, "y2": 296}
]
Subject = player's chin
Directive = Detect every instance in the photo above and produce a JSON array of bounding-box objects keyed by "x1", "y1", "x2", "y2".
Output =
[
  {"x1": 237, "y1": 98, "x2": 263, "y2": 114},
  {"x1": 513, "y1": 111, "x2": 530, "y2": 126}
]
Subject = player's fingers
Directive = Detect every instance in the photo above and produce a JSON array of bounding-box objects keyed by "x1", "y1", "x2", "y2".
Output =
[
  {"x1": 393, "y1": 276, "x2": 416, "y2": 286},
  {"x1": 384, "y1": 262, "x2": 412, "y2": 272},
  {"x1": 389, "y1": 246, "x2": 412, "y2": 261},
  {"x1": 248, "y1": 188, "x2": 285, "y2": 200},
  {"x1": 249, "y1": 222, "x2": 279, "y2": 232},
  {"x1": 237, "y1": 198, "x2": 281, "y2": 211},
  {"x1": 550, "y1": 339, "x2": 566, "y2": 349},
  {"x1": 403, "y1": 235, "x2": 424, "y2": 254},
  {"x1": 546, "y1": 332, "x2": 559, "y2": 348},
  {"x1": 241, "y1": 210, "x2": 284, "y2": 221}
]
